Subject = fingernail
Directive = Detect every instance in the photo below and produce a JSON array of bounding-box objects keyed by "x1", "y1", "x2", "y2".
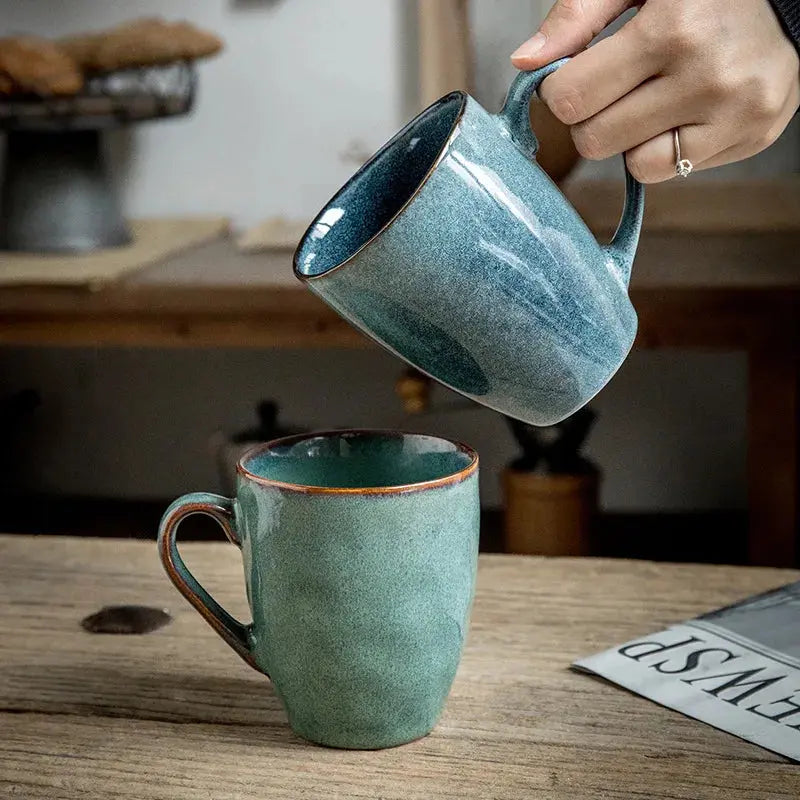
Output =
[{"x1": 511, "y1": 32, "x2": 547, "y2": 61}]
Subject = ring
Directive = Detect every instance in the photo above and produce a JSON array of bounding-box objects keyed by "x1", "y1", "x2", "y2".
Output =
[{"x1": 674, "y1": 129, "x2": 693, "y2": 178}]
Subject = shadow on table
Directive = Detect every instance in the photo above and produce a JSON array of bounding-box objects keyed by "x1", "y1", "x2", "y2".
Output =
[{"x1": 1, "y1": 663, "x2": 312, "y2": 749}]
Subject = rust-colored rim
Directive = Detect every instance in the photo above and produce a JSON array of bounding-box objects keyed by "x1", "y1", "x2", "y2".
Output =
[
  {"x1": 236, "y1": 428, "x2": 478, "y2": 495},
  {"x1": 293, "y1": 91, "x2": 468, "y2": 282}
]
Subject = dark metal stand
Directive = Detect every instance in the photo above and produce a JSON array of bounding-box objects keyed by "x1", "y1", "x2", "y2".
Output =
[
  {"x1": 0, "y1": 61, "x2": 196, "y2": 254},
  {"x1": 0, "y1": 129, "x2": 131, "y2": 252}
]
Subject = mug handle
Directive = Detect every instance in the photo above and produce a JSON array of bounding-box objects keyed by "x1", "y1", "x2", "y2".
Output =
[
  {"x1": 157, "y1": 492, "x2": 259, "y2": 671},
  {"x1": 495, "y1": 57, "x2": 645, "y2": 286}
]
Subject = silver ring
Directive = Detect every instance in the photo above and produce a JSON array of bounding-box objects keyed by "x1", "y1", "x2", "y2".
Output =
[{"x1": 674, "y1": 129, "x2": 693, "y2": 178}]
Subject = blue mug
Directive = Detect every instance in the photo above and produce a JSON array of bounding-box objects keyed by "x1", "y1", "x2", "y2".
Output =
[
  {"x1": 159, "y1": 430, "x2": 480, "y2": 749},
  {"x1": 294, "y1": 60, "x2": 645, "y2": 426}
]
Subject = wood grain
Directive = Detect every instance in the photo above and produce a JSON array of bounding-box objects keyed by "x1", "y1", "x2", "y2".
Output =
[
  {"x1": 747, "y1": 348, "x2": 800, "y2": 567},
  {"x1": 417, "y1": 0, "x2": 471, "y2": 107},
  {"x1": 1, "y1": 535, "x2": 799, "y2": 798},
  {"x1": 0, "y1": 231, "x2": 798, "y2": 350},
  {"x1": 0, "y1": 218, "x2": 229, "y2": 287},
  {"x1": 236, "y1": 217, "x2": 308, "y2": 253},
  {"x1": 565, "y1": 178, "x2": 800, "y2": 234},
  {"x1": 217, "y1": 179, "x2": 800, "y2": 259},
  {"x1": 0, "y1": 225, "x2": 798, "y2": 567},
  {"x1": 0, "y1": 229, "x2": 797, "y2": 566}
]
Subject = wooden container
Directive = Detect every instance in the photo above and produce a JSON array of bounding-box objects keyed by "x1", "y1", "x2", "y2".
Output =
[{"x1": 503, "y1": 468, "x2": 599, "y2": 556}]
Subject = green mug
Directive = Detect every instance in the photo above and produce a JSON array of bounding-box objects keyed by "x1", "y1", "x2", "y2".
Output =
[{"x1": 158, "y1": 429, "x2": 480, "y2": 749}]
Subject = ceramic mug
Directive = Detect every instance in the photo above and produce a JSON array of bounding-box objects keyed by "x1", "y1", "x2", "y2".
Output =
[
  {"x1": 294, "y1": 59, "x2": 645, "y2": 426},
  {"x1": 158, "y1": 430, "x2": 480, "y2": 749}
]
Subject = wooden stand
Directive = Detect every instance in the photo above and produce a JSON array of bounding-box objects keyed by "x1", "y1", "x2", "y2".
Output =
[
  {"x1": 503, "y1": 469, "x2": 599, "y2": 556},
  {"x1": 416, "y1": 0, "x2": 471, "y2": 106}
]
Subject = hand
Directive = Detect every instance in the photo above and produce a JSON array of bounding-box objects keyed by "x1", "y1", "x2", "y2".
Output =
[{"x1": 511, "y1": 0, "x2": 800, "y2": 182}]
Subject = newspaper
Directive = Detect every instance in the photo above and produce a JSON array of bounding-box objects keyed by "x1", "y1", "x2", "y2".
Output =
[{"x1": 573, "y1": 581, "x2": 800, "y2": 761}]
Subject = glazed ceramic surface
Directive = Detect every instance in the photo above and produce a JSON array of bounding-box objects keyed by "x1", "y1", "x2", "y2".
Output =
[
  {"x1": 294, "y1": 60, "x2": 645, "y2": 426},
  {"x1": 158, "y1": 430, "x2": 480, "y2": 749}
]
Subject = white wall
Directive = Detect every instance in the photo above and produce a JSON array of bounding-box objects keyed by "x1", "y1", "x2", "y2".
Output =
[
  {"x1": 1, "y1": 0, "x2": 790, "y2": 512},
  {"x1": 4, "y1": 0, "x2": 797, "y2": 229},
  {"x1": 2, "y1": 0, "x2": 409, "y2": 230}
]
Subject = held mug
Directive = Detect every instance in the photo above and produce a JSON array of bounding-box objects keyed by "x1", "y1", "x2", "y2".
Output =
[
  {"x1": 158, "y1": 430, "x2": 480, "y2": 749},
  {"x1": 294, "y1": 59, "x2": 645, "y2": 426}
]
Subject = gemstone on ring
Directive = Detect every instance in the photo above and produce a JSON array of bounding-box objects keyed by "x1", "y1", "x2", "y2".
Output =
[{"x1": 673, "y1": 129, "x2": 693, "y2": 178}]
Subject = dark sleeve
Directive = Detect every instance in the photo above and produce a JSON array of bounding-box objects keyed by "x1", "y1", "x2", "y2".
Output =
[{"x1": 768, "y1": 0, "x2": 800, "y2": 52}]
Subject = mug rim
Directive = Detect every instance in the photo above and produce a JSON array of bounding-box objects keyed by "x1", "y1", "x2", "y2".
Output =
[
  {"x1": 236, "y1": 428, "x2": 478, "y2": 495},
  {"x1": 293, "y1": 90, "x2": 468, "y2": 283}
]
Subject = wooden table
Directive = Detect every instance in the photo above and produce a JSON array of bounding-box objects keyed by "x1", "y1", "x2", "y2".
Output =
[
  {"x1": 1, "y1": 183, "x2": 799, "y2": 567},
  {"x1": 1, "y1": 534, "x2": 799, "y2": 798}
]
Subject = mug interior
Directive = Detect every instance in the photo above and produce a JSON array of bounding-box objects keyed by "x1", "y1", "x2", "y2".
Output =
[
  {"x1": 294, "y1": 93, "x2": 465, "y2": 279},
  {"x1": 239, "y1": 430, "x2": 476, "y2": 491}
]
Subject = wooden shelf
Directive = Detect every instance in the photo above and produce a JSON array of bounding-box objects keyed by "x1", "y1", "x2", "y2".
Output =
[
  {"x1": 1, "y1": 224, "x2": 797, "y2": 351},
  {"x1": 565, "y1": 178, "x2": 800, "y2": 235},
  {"x1": 0, "y1": 184, "x2": 798, "y2": 569}
]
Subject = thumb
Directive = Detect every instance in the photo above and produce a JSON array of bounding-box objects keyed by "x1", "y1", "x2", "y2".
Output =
[{"x1": 511, "y1": 0, "x2": 636, "y2": 69}]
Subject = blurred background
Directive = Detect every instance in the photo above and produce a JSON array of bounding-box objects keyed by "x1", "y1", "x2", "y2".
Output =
[{"x1": 1, "y1": 1, "x2": 798, "y2": 565}]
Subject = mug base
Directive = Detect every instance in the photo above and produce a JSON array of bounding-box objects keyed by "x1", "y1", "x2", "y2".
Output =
[{"x1": 289, "y1": 720, "x2": 436, "y2": 750}]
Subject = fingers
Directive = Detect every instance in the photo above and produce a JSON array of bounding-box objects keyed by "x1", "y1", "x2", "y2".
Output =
[
  {"x1": 511, "y1": 0, "x2": 636, "y2": 70},
  {"x1": 623, "y1": 72, "x2": 800, "y2": 183},
  {"x1": 537, "y1": 24, "x2": 661, "y2": 125},
  {"x1": 690, "y1": 142, "x2": 763, "y2": 173},
  {"x1": 696, "y1": 93, "x2": 800, "y2": 171},
  {"x1": 512, "y1": 0, "x2": 800, "y2": 182},
  {"x1": 566, "y1": 76, "x2": 701, "y2": 159}
]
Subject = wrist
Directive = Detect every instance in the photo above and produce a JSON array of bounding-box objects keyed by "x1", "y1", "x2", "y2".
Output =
[{"x1": 767, "y1": 0, "x2": 800, "y2": 53}]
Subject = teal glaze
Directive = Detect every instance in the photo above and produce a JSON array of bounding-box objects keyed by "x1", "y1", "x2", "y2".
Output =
[
  {"x1": 294, "y1": 60, "x2": 645, "y2": 426},
  {"x1": 158, "y1": 430, "x2": 480, "y2": 750},
  {"x1": 245, "y1": 431, "x2": 471, "y2": 487}
]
